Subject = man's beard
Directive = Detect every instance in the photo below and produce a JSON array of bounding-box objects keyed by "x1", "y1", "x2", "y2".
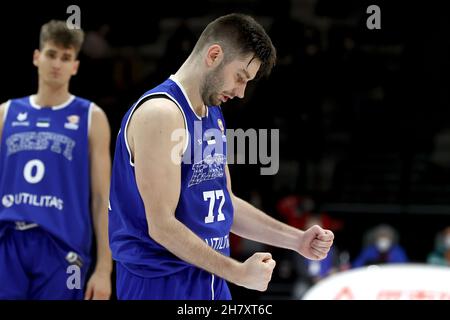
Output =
[{"x1": 201, "y1": 65, "x2": 224, "y2": 106}]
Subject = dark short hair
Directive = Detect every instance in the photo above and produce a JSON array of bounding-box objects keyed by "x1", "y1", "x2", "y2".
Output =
[
  {"x1": 40, "y1": 20, "x2": 84, "y2": 56},
  {"x1": 194, "y1": 13, "x2": 276, "y2": 79}
]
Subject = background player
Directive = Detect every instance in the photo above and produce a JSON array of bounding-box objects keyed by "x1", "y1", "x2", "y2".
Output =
[
  {"x1": 0, "y1": 20, "x2": 112, "y2": 299},
  {"x1": 109, "y1": 13, "x2": 334, "y2": 299}
]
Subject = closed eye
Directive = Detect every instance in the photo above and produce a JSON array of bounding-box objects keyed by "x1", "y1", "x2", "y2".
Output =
[{"x1": 236, "y1": 74, "x2": 245, "y2": 84}]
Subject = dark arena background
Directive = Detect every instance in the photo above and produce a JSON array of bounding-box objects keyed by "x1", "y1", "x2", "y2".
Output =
[{"x1": 0, "y1": 0, "x2": 449, "y2": 304}]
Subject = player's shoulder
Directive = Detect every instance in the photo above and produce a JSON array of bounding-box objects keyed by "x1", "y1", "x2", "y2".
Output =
[
  {"x1": 133, "y1": 97, "x2": 183, "y2": 125},
  {"x1": 140, "y1": 95, "x2": 180, "y2": 111},
  {"x1": 70, "y1": 96, "x2": 97, "y2": 115},
  {"x1": 0, "y1": 103, "x2": 4, "y2": 120},
  {"x1": 0, "y1": 100, "x2": 10, "y2": 115},
  {"x1": 74, "y1": 96, "x2": 106, "y2": 120},
  {"x1": 90, "y1": 102, "x2": 105, "y2": 115},
  {"x1": 89, "y1": 102, "x2": 110, "y2": 131}
]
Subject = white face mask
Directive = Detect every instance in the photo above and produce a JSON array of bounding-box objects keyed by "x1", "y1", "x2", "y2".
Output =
[{"x1": 376, "y1": 237, "x2": 392, "y2": 252}]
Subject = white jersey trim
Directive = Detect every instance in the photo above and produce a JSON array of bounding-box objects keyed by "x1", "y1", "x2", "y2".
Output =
[
  {"x1": 88, "y1": 102, "x2": 94, "y2": 135},
  {"x1": 169, "y1": 75, "x2": 208, "y2": 120},
  {"x1": 29, "y1": 94, "x2": 75, "y2": 110},
  {"x1": 3, "y1": 100, "x2": 11, "y2": 123},
  {"x1": 124, "y1": 92, "x2": 189, "y2": 167},
  {"x1": 211, "y1": 274, "x2": 215, "y2": 300}
]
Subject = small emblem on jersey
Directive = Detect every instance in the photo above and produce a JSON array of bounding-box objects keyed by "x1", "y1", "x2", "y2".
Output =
[
  {"x1": 2, "y1": 194, "x2": 14, "y2": 208},
  {"x1": 36, "y1": 118, "x2": 51, "y2": 128},
  {"x1": 217, "y1": 119, "x2": 225, "y2": 134},
  {"x1": 12, "y1": 112, "x2": 30, "y2": 127},
  {"x1": 66, "y1": 251, "x2": 83, "y2": 268},
  {"x1": 188, "y1": 153, "x2": 225, "y2": 187},
  {"x1": 65, "y1": 115, "x2": 80, "y2": 130},
  {"x1": 17, "y1": 112, "x2": 28, "y2": 121}
]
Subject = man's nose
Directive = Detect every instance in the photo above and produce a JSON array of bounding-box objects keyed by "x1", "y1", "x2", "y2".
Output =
[
  {"x1": 235, "y1": 83, "x2": 247, "y2": 99},
  {"x1": 51, "y1": 59, "x2": 62, "y2": 69}
]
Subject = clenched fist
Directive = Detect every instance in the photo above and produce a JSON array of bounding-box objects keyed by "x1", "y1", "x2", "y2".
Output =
[
  {"x1": 297, "y1": 225, "x2": 334, "y2": 260},
  {"x1": 236, "y1": 252, "x2": 276, "y2": 292}
]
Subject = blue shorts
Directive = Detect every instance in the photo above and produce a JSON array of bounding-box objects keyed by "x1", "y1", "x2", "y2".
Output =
[
  {"x1": 116, "y1": 261, "x2": 232, "y2": 300},
  {"x1": 0, "y1": 222, "x2": 89, "y2": 300}
]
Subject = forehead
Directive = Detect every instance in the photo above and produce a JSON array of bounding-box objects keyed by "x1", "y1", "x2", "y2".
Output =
[
  {"x1": 224, "y1": 54, "x2": 261, "y2": 80},
  {"x1": 41, "y1": 41, "x2": 76, "y2": 56}
]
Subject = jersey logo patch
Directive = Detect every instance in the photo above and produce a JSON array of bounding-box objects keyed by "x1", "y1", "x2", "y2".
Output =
[
  {"x1": 65, "y1": 115, "x2": 79, "y2": 130},
  {"x1": 188, "y1": 153, "x2": 225, "y2": 187},
  {"x1": 36, "y1": 118, "x2": 51, "y2": 128},
  {"x1": 17, "y1": 112, "x2": 28, "y2": 121},
  {"x1": 12, "y1": 112, "x2": 30, "y2": 127}
]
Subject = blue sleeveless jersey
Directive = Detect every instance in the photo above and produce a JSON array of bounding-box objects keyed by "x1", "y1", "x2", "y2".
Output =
[
  {"x1": 0, "y1": 96, "x2": 93, "y2": 259},
  {"x1": 109, "y1": 76, "x2": 234, "y2": 277}
]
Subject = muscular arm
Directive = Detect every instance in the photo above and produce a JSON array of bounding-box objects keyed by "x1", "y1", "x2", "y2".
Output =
[
  {"x1": 227, "y1": 166, "x2": 333, "y2": 260},
  {"x1": 86, "y1": 104, "x2": 112, "y2": 299},
  {"x1": 129, "y1": 99, "x2": 244, "y2": 285},
  {"x1": 129, "y1": 99, "x2": 274, "y2": 291}
]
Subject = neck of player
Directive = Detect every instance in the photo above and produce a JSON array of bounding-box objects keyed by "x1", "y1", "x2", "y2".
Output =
[
  {"x1": 174, "y1": 62, "x2": 207, "y2": 118},
  {"x1": 35, "y1": 80, "x2": 71, "y2": 108}
]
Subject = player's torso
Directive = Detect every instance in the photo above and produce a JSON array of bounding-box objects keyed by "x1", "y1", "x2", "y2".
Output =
[
  {"x1": 177, "y1": 106, "x2": 233, "y2": 253},
  {"x1": 113, "y1": 78, "x2": 234, "y2": 256},
  {"x1": 0, "y1": 95, "x2": 91, "y2": 232}
]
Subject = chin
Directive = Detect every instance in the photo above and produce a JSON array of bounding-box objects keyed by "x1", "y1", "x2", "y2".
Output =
[
  {"x1": 45, "y1": 79, "x2": 65, "y2": 88},
  {"x1": 205, "y1": 97, "x2": 219, "y2": 107},
  {"x1": 213, "y1": 96, "x2": 223, "y2": 106}
]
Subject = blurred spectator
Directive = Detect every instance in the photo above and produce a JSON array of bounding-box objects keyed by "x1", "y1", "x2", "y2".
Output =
[
  {"x1": 427, "y1": 226, "x2": 450, "y2": 267},
  {"x1": 276, "y1": 194, "x2": 343, "y2": 231},
  {"x1": 352, "y1": 224, "x2": 408, "y2": 268},
  {"x1": 82, "y1": 24, "x2": 112, "y2": 60},
  {"x1": 291, "y1": 213, "x2": 348, "y2": 299}
]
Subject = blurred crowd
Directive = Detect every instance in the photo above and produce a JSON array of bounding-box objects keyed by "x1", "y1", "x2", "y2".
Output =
[{"x1": 231, "y1": 193, "x2": 450, "y2": 299}]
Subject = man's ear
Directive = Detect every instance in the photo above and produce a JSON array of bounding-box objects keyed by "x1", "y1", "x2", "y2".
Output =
[
  {"x1": 33, "y1": 49, "x2": 40, "y2": 67},
  {"x1": 72, "y1": 60, "x2": 80, "y2": 76},
  {"x1": 205, "y1": 44, "x2": 224, "y2": 67}
]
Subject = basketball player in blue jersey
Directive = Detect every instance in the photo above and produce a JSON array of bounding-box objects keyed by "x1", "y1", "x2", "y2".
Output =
[
  {"x1": 0, "y1": 20, "x2": 112, "y2": 299},
  {"x1": 109, "y1": 13, "x2": 334, "y2": 300}
]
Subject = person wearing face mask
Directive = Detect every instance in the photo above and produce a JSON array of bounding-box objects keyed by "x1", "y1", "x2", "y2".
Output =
[
  {"x1": 352, "y1": 224, "x2": 408, "y2": 268},
  {"x1": 427, "y1": 226, "x2": 450, "y2": 267}
]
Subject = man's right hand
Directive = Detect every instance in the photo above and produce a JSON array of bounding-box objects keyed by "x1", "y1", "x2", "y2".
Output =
[{"x1": 237, "y1": 252, "x2": 276, "y2": 292}]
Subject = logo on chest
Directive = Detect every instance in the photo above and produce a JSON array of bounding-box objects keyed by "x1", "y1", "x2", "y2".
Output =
[
  {"x1": 188, "y1": 154, "x2": 225, "y2": 187},
  {"x1": 36, "y1": 118, "x2": 51, "y2": 128},
  {"x1": 64, "y1": 115, "x2": 80, "y2": 130},
  {"x1": 11, "y1": 112, "x2": 30, "y2": 127}
]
